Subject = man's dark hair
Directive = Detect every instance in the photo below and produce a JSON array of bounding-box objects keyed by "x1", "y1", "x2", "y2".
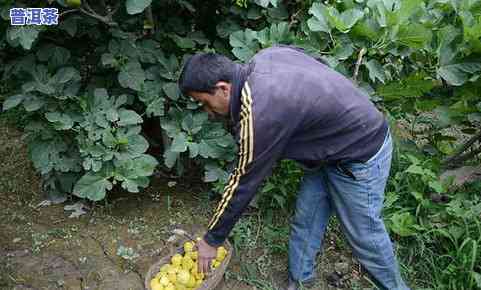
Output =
[{"x1": 178, "y1": 53, "x2": 236, "y2": 95}]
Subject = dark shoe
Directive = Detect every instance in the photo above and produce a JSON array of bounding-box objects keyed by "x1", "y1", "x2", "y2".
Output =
[{"x1": 285, "y1": 275, "x2": 317, "y2": 290}]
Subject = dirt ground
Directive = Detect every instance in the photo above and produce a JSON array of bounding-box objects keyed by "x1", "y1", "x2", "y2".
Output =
[{"x1": 0, "y1": 120, "x2": 370, "y2": 290}]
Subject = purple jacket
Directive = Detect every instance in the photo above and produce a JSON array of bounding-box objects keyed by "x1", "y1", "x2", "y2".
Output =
[{"x1": 204, "y1": 46, "x2": 388, "y2": 246}]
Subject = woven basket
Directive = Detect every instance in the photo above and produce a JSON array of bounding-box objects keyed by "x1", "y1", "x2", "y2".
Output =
[{"x1": 145, "y1": 229, "x2": 233, "y2": 290}]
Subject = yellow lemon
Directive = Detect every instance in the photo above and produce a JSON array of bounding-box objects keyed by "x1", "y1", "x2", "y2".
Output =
[
  {"x1": 183, "y1": 241, "x2": 194, "y2": 253},
  {"x1": 190, "y1": 251, "x2": 198, "y2": 260},
  {"x1": 176, "y1": 284, "x2": 187, "y2": 290},
  {"x1": 181, "y1": 256, "x2": 194, "y2": 270},
  {"x1": 150, "y1": 278, "x2": 161, "y2": 290},
  {"x1": 194, "y1": 271, "x2": 204, "y2": 280},
  {"x1": 186, "y1": 275, "x2": 196, "y2": 288},
  {"x1": 190, "y1": 262, "x2": 198, "y2": 275},
  {"x1": 177, "y1": 269, "x2": 191, "y2": 285},
  {"x1": 164, "y1": 283, "x2": 175, "y2": 290},
  {"x1": 195, "y1": 278, "x2": 203, "y2": 287},
  {"x1": 160, "y1": 264, "x2": 171, "y2": 273},
  {"x1": 159, "y1": 275, "x2": 170, "y2": 286},
  {"x1": 171, "y1": 254, "x2": 182, "y2": 267},
  {"x1": 167, "y1": 271, "x2": 176, "y2": 283}
]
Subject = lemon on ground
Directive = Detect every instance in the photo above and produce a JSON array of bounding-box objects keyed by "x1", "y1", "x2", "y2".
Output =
[
  {"x1": 195, "y1": 278, "x2": 203, "y2": 287},
  {"x1": 177, "y1": 269, "x2": 191, "y2": 285},
  {"x1": 190, "y1": 251, "x2": 198, "y2": 260},
  {"x1": 159, "y1": 264, "x2": 171, "y2": 273},
  {"x1": 159, "y1": 275, "x2": 170, "y2": 286},
  {"x1": 171, "y1": 254, "x2": 182, "y2": 267},
  {"x1": 150, "y1": 278, "x2": 162, "y2": 290},
  {"x1": 167, "y1": 271, "x2": 176, "y2": 283},
  {"x1": 183, "y1": 241, "x2": 194, "y2": 253},
  {"x1": 194, "y1": 271, "x2": 204, "y2": 280},
  {"x1": 181, "y1": 256, "x2": 194, "y2": 270},
  {"x1": 186, "y1": 275, "x2": 196, "y2": 288},
  {"x1": 190, "y1": 262, "x2": 198, "y2": 275}
]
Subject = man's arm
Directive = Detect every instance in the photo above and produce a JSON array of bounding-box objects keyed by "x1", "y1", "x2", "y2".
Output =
[{"x1": 203, "y1": 81, "x2": 292, "y2": 247}]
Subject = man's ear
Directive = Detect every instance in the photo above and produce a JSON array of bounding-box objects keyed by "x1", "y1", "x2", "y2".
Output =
[{"x1": 215, "y1": 81, "x2": 231, "y2": 95}]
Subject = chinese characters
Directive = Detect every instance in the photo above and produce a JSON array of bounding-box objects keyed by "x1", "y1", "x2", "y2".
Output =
[{"x1": 10, "y1": 8, "x2": 59, "y2": 26}]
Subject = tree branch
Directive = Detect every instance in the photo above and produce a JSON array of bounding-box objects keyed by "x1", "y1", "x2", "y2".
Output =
[
  {"x1": 449, "y1": 147, "x2": 481, "y2": 166},
  {"x1": 443, "y1": 130, "x2": 481, "y2": 166},
  {"x1": 59, "y1": 9, "x2": 79, "y2": 18},
  {"x1": 353, "y1": 47, "x2": 366, "y2": 83}
]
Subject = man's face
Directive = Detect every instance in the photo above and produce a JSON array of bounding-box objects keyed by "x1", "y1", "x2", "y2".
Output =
[{"x1": 190, "y1": 82, "x2": 231, "y2": 118}]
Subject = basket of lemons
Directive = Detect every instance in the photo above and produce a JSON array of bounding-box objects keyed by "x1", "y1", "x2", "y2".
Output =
[{"x1": 145, "y1": 229, "x2": 232, "y2": 290}]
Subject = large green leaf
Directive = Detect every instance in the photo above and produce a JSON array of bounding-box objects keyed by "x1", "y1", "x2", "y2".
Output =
[
  {"x1": 2, "y1": 94, "x2": 25, "y2": 110},
  {"x1": 364, "y1": 59, "x2": 386, "y2": 83},
  {"x1": 171, "y1": 132, "x2": 188, "y2": 152},
  {"x1": 396, "y1": 23, "x2": 432, "y2": 49},
  {"x1": 126, "y1": 0, "x2": 152, "y2": 15},
  {"x1": 162, "y1": 82, "x2": 180, "y2": 101},
  {"x1": 45, "y1": 112, "x2": 74, "y2": 130},
  {"x1": 438, "y1": 63, "x2": 481, "y2": 86},
  {"x1": 307, "y1": 3, "x2": 330, "y2": 33},
  {"x1": 117, "y1": 109, "x2": 143, "y2": 126},
  {"x1": 254, "y1": 0, "x2": 278, "y2": 8},
  {"x1": 230, "y1": 29, "x2": 260, "y2": 61},
  {"x1": 73, "y1": 171, "x2": 113, "y2": 201},
  {"x1": 36, "y1": 44, "x2": 71, "y2": 68},
  {"x1": 326, "y1": 7, "x2": 364, "y2": 33},
  {"x1": 389, "y1": 212, "x2": 416, "y2": 237},
  {"x1": 6, "y1": 26, "x2": 41, "y2": 50},
  {"x1": 118, "y1": 61, "x2": 146, "y2": 91}
]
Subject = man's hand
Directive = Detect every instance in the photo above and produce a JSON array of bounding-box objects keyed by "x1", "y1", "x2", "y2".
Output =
[{"x1": 197, "y1": 238, "x2": 217, "y2": 274}]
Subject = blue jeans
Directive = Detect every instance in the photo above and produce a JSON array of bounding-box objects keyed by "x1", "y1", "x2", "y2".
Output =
[{"x1": 288, "y1": 130, "x2": 410, "y2": 290}]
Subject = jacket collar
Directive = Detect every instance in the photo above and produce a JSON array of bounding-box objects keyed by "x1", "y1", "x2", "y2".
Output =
[{"x1": 229, "y1": 62, "x2": 253, "y2": 125}]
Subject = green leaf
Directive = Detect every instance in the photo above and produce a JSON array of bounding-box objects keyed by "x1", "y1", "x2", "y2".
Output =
[
  {"x1": 326, "y1": 7, "x2": 364, "y2": 33},
  {"x1": 396, "y1": 23, "x2": 432, "y2": 49},
  {"x1": 101, "y1": 53, "x2": 118, "y2": 67},
  {"x1": 126, "y1": 0, "x2": 152, "y2": 14},
  {"x1": 2, "y1": 94, "x2": 25, "y2": 111},
  {"x1": 162, "y1": 83, "x2": 180, "y2": 101},
  {"x1": 390, "y1": 212, "x2": 416, "y2": 237},
  {"x1": 188, "y1": 142, "x2": 199, "y2": 158},
  {"x1": 125, "y1": 134, "x2": 149, "y2": 157},
  {"x1": 117, "y1": 109, "x2": 142, "y2": 126},
  {"x1": 118, "y1": 61, "x2": 145, "y2": 91},
  {"x1": 163, "y1": 149, "x2": 178, "y2": 168},
  {"x1": 169, "y1": 34, "x2": 196, "y2": 49},
  {"x1": 36, "y1": 44, "x2": 71, "y2": 68},
  {"x1": 217, "y1": 20, "x2": 241, "y2": 39},
  {"x1": 307, "y1": 3, "x2": 330, "y2": 33},
  {"x1": 171, "y1": 132, "x2": 188, "y2": 152},
  {"x1": 6, "y1": 26, "x2": 41, "y2": 50},
  {"x1": 406, "y1": 164, "x2": 425, "y2": 175},
  {"x1": 352, "y1": 18, "x2": 380, "y2": 40},
  {"x1": 230, "y1": 29, "x2": 260, "y2": 61},
  {"x1": 254, "y1": 0, "x2": 278, "y2": 8},
  {"x1": 204, "y1": 163, "x2": 228, "y2": 182},
  {"x1": 437, "y1": 25, "x2": 460, "y2": 66},
  {"x1": 58, "y1": 16, "x2": 78, "y2": 37},
  {"x1": 73, "y1": 171, "x2": 113, "y2": 201},
  {"x1": 429, "y1": 180, "x2": 444, "y2": 194},
  {"x1": 377, "y1": 73, "x2": 435, "y2": 101},
  {"x1": 364, "y1": 59, "x2": 386, "y2": 83},
  {"x1": 438, "y1": 63, "x2": 481, "y2": 86},
  {"x1": 53, "y1": 67, "x2": 80, "y2": 84},
  {"x1": 23, "y1": 95, "x2": 45, "y2": 112},
  {"x1": 45, "y1": 112, "x2": 74, "y2": 130}
]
